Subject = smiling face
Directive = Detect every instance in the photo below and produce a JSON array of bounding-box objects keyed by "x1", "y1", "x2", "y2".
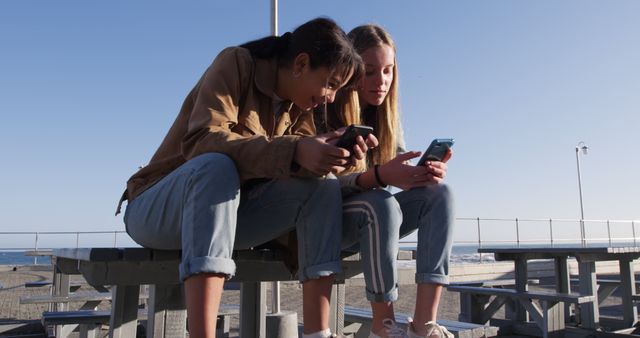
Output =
[
  {"x1": 357, "y1": 44, "x2": 395, "y2": 107},
  {"x1": 288, "y1": 54, "x2": 351, "y2": 111}
]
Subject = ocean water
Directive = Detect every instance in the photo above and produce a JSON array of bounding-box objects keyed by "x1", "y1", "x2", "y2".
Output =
[
  {"x1": 0, "y1": 251, "x2": 51, "y2": 265},
  {"x1": 0, "y1": 242, "x2": 625, "y2": 266},
  {"x1": 0, "y1": 249, "x2": 487, "y2": 266}
]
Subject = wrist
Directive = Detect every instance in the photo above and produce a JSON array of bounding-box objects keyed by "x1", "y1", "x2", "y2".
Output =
[{"x1": 374, "y1": 164, "x2": 387, "y2": 188}]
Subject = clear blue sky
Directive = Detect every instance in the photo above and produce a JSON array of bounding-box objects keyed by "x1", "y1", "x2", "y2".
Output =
[{"x1": 1, "y1": 1, "x2": 638, "y2": 248}]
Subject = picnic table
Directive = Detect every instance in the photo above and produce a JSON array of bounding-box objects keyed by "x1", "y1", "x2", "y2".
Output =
[
  {"x1": 477, "y1": 246, "x2": 640, "y2": 333},
  {"x1": 49, "y1": 247, "x2": 374, "y2": 338}
]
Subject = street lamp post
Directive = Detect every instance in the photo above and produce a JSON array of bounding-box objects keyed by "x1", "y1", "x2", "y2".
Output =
[{"x1": 575, "y1": 141, "x2": 589, "y2": 246}]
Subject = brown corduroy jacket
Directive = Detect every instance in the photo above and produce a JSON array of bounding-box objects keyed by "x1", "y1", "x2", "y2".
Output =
[{"x1": 123, "y1": 47, "x2": 316, "y2": 203}]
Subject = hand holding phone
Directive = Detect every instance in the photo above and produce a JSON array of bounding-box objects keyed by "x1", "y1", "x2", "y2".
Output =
[
  {"x1": 416, "y1": 138, "x2": 454, "y2": 166},
  {"x1": 335, "y1": 124, "x2": 374, "y2": 151}
]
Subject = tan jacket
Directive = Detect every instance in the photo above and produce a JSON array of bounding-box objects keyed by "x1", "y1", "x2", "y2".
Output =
[{"x1": 125, "y1": 47, "x2": 315, "y2": 201}]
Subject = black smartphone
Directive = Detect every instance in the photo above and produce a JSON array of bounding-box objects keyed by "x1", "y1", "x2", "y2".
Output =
[
  {"x1": 416, "y1": 138, "x2": 454, "y2": 166},
  {"x1": 335, "y1": 124, "x2": 374, "y2": 150}
]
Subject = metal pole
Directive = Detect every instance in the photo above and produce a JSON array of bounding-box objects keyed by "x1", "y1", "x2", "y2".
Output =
[
  {"x1": 34, "y1": 232, "x2": 39, "y2": 265},
  {"x1": 549, "y1": 219, "x2": 554, "y2": 247},
  {"x1": 271, "y1": 0, "x2": 278, "y2": 36},
  {"x1": 633, "y1": 221, "x2": 637, "y2": 246},
  {"x1": 76, "y1": 233, "x2": 80, "y2": 248},
  {"x1": 270, "y1": 0, "x2": 281, "y2": 314},
  {"x1": 576, "y1": 146, "x2": 586, "y2": 246},
  {"x1": 515, "y1": 218, "x2": 520, "y2": 247},
  {"x1": 476, "y1": 217, "x2": 482, "y2": 263},
  {"x1": 607, "y1": 220, "x2": 612, "y2": 246}
]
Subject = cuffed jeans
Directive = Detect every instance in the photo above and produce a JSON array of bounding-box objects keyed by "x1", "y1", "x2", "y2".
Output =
[
  {"x1": 124, "y1": 153, "x2": 343, "y2": 282},
  {"x1": 342, "y1": 184, "x2": 454, "y2": 302},
  {"x1": 396, "y1": 184, "x2": 454, "y2": 285}
]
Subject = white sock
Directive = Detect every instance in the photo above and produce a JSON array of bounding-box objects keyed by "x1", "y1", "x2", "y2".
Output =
[{"x1": 303, "y1": 328, "x2": 332, "y2": 338}]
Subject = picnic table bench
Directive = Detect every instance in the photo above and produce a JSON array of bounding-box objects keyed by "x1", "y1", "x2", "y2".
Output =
[
  {"x1": 449, "y1": 278, "x2": 539, "y2": 323},
  {"x1": 50, "y1": 246, "x2": 390, "y2": 338},
  {"x1": 446, "y1": 285, "x2": 595, "y2": 338},
  {"x1": 475, "y1": 246, "x2": 640, "y2": 336},
  {"x1": 568, "y1": 276, "x2": 640, "y2": 305},
  {"x1": 343, "y1": 306, "x2": 499, "y2": 338}
]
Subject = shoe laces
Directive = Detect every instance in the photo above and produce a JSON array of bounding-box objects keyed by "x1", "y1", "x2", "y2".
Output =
[
  {"x1": 380, "y1": 318, "x2": 408, "y2": 338},
  {"x1": 424, "y1": 321, "x2": 454, "y2": 338}
]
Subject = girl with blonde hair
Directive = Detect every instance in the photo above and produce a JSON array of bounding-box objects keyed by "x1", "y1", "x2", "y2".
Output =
[{"x1": 318, "y1": 24, "x2": 455, "y2": 338}]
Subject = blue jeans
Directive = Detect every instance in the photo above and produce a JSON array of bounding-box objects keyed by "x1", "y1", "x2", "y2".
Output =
[
  {"x1": 342, "y1": 189, "x2": 403, "y2": 302},
  {"x1": 342, "y1": 184, "x2": 454, "y2": 302},
  {"x1": 124, "y1": 153, "x2": 343, "y2": 282},
  {"x1": 396, "y1": 184, "x2": 454, "y2": 285}
]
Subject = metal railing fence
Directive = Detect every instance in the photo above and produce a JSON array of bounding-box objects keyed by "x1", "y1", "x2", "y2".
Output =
[{"x1": 1, "y1": 217, "x2": 639, "y2": 264}]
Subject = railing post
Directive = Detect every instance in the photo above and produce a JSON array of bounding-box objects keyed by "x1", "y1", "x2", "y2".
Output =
[
  {"x1": 76, "y1": 233, "x2": 80, "y2": 248},
  {"x1": 515, "y1": 218, "x2": 520, "y2": 248},
  {"x1": 114, "y1": 231, "x2": 118, "y2": 247},
  {"x1": 476, "y1": 217, "x2": 482, "y2": 263},
  {"x1": 549, "y1": 218, "x2": 554, "y2": 247},
  {"x1": 633, "y1": 221, "x2": 637, "y2": 246},
  {"x1": 607, "y1": 220, "x2": 612, "y2": 247},
  {"x1": 33, "y1": 232, "x2": 39, "y2": 265}
]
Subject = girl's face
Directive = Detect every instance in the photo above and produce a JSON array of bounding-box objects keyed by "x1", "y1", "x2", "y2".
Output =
[
  {"x1": 292, "y1": 66, "x2": 346, "y2": 111},
  {"x1": 357, "y1": 44, "x2": 395, "y2": 107},
  {"x1": 289, "y1": 53, "x2": 349, "y2": 111}
]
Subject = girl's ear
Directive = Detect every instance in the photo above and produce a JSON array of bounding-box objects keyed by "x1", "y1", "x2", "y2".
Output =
[{"x1": 292, "y1": 52, "x2": 310, "y2": 76}]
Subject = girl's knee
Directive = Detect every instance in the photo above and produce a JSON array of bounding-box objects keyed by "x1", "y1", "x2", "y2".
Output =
[{"x1": 189, "y1": 153, "x2": 240, "y2": 189}]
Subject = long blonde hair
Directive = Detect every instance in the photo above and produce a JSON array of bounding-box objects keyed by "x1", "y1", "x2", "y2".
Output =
[{"x1": 343, "y1": 24, "x2": 400, "y2": 168}]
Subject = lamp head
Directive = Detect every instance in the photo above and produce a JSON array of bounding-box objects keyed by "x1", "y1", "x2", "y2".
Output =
[{"x1": 577, "y1": 141, "x2": 589, "y2": 155}]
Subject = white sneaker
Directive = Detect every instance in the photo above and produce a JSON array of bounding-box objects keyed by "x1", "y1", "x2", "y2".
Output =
[
  {"x1": 368, "y1": 318, "x2": 409, "y2": 338},
  {"x1": 407, "y1": 319, "x2": 454, "y2": 338}
]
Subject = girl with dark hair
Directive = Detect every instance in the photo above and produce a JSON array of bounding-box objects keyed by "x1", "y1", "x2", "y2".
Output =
[
  {"x1": 120, "y1": 17, "x2": 369, "y2": 337},
  {"x1": 317, "y1": 24, "x2": 454, "y2": 338}
]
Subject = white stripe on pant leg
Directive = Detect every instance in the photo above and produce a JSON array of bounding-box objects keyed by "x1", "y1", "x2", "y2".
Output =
[{"x1": 344, "y1": 201, "x2": 385, "y2": 295}]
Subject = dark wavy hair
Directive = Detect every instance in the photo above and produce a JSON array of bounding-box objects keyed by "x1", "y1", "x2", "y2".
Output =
[{"x1": 240, "y1": 17, "x2": 363, "y2": 89}]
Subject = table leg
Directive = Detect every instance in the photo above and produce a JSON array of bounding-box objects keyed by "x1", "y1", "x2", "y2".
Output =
[
  {"x1": 553, "y1": 257, "x2": 571, "y2": 322},
  {"x1": 619, "y1": 258, "x2": 638, "y2": 327},
  {"x1": 109, "y1": 284, "x2": 140, "y2": 338},
  {"x1": 514, "y1": 257, "x2": 529, "y2": 322},
  {"x1": 578, "y1": 261, "x2": 598, "y2": 329},
  {"x1": 53, "y1": 263, "x2": 71, "y2": 338},
  {"x1": 240, "y1": 281, "x2": 266, "y2": 338},
  {"x1": 329, "y1": 282, "x2": 345, "y2": 335},
  {"x1": 148, "y1": 284, "x2": 186, "y2": 338}
]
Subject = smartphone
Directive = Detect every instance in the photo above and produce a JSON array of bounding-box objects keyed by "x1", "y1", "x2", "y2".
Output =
[
  {"x1": 416, "y1": 138, "x2": 454, "y2": 166},
  {"x1": 335, "y1": 124, "x2": 374, "y2": 150}
]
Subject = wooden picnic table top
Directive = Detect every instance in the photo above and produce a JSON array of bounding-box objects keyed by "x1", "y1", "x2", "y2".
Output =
[
  {"x1": 51, "y1": 247, "x2": 295, "y2": 262},
  {"x1": 24, "y1": 249, "x2": 54, "y2": 256},
  {"x1": 478, "y1": 246, "x2": 640, "y2": 254},
  {"x1": 478, "y1": 246, "x2": 640, "y2": 262}
]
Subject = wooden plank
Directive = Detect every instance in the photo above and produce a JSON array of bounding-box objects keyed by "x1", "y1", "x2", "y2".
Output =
[
  {"x1": 54, "y1": 248, "x2": 122, "y2": 262},
  {"x1": 24, "y1": 249, "x2": 54, "y2": 257},
  {"x1": 20, "y1": 292, "x2": 111, "y2": 304},
  {"x1": 447, "y1": 285, "x2": 595, "y2": 303},
  {"x1": 42, "y1": 309, "x2": 147, "y2": 325}
]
